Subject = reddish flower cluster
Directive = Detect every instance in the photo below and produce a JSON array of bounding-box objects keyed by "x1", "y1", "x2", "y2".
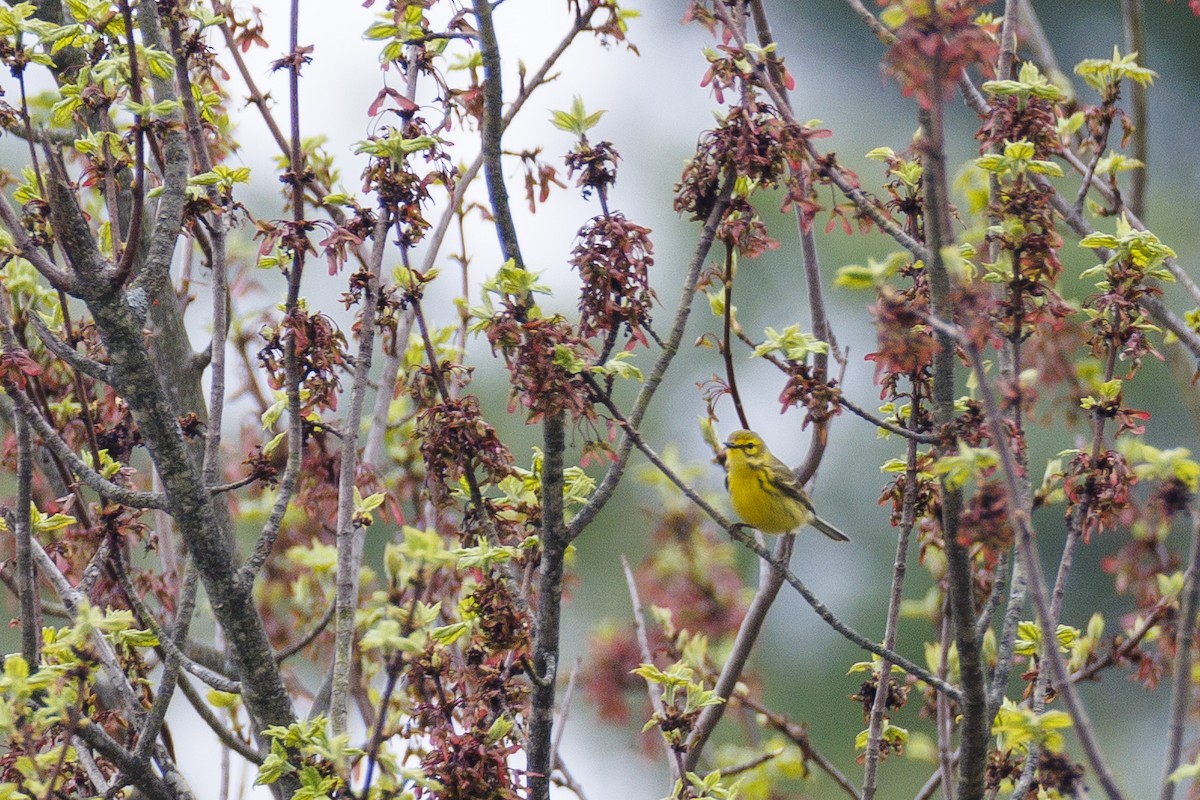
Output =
[
  {"x1": 866, "y1": 287, "x2": 938, "y2": 384},
  {"x1": 675, "y1": 102, "x2": 817, "y2": 227},
  {"x1": 564, "y1": 140, "x2": 620, "y2": 202},
  {"x1": 778, "y1": 363, "x2": 842, "y2": 433},
  {"x1": 957, "y1": 480, "x2": 1013, "y2": 552},
  {"x1": 1063, "y1": 449, "x2": 1135, "y2": 542},
  {"x1": 881, "y1": 1, "x2": 999, "y2": 109},
  {"x1": 485, "y1": 311, "x2": 596, "y2": 424},
  {"x1": 978, "y1": 94, "x2": 1060, "y2": 157},
  {"x1": 415, "y1": 394, "x2": 515, "y2": 489},
  {"x1": 406, "y1": 633, "x2": 527, "y2": 800},
  {"x1": 571, "y1": 214, "x2": 655, "y2": 347},
  {"x1": 258, "y1": 307, "x2": 348, "y2": 415}
]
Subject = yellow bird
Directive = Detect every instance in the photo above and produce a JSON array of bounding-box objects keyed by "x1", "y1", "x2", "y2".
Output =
[{"x1": 723, "y1": 429, "x2": 850, "y2": 541}]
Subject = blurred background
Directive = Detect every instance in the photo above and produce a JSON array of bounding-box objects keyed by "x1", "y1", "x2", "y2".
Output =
[{"x1": 4, "y1": 0, "x2": 1200, "y2": 797}]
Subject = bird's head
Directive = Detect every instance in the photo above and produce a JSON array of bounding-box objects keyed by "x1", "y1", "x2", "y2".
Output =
[{"x1": 723, "y1": 429, "x2": 766, "y2": 460}]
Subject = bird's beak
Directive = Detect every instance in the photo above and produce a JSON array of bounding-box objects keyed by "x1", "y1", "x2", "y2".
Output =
[{"x1": 722, "y1": 440, "x2": 735, "y2": 449}]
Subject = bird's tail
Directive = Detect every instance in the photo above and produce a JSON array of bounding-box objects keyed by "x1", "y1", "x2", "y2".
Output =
[{"x1": 811, "y1": 514, "x2": 851, "y2": 542}]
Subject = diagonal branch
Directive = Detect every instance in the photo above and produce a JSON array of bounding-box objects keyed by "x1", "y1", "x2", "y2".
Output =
[
  {"x1": 682, "y1": 533, "x2": 791, "y2": 772},
  {"x1": 568, "y1": 176, "x2": 733, "y2": 540},
  {"x1": 4, "y1": 383, "x2": 167, "y2": 509},
  {"x1": 0, "y1": 195, "x2": 75, "y2": 292},
  {"x1": 591, "y1": 386, "x2": 961, "y2": 700},
  {"x1": 622, "y1": 555, "x2": 685, "y2": 786},
  {"x1": 25, "y1": 311, "x2": 111, "y2": 384}
]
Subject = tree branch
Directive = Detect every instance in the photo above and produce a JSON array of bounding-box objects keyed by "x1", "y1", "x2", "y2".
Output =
[
  {"x1": 622, "y1": 555, "x2": 684, "y2": 785},
  {"x1": 330, "y1": 211, "x2": 389, "y2": 735},
  {"x1": 13, "y1": 408, "x2": 39, "y2": 668},
  {"x1": 25, "y1": 311, "x2": 111, "y2": 384},
  {"x1": 591, "y1": 387, "x2": 961, "y2": 699},
  {"x1": 921, "y1": 88, "x2": 990, "y2": 800},
  {"x1": 568, "y1": 177, "x2": 733, "y2": 540},
  {"x1": 683, "y1": 534, "x2": 792, "y2": 771},
  {"x1": 1157, "y1": 506, "x2": 1200, "y2": 800}
]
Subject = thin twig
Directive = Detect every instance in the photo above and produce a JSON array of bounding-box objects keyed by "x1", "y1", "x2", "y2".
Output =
[
  {"x1": 839, "y1": 395, "x2": 939, "y2": 444},
  {"x1": 1069, "y1": 603, "x2": 1168, "y2": 684},
  {"x1": 241, "y1": 0, "x2": 310, "y2": 587},
  {"x1": 1120, "y1": 0, "x2": 1148, "y2": 219},
  {"x1": 913, "y1": 750, "x2": 959, "y2": 800},
  {"x1": 549, "y1": 656, "x2": 581, "y2": 771},
  {"x1": 736, "y1": 692, "x2": 862, "y2": 800},
  {"x1": 862, "y1": 427, "x2": 919, "y2": 800},
  {"x1": 175, "y1": 674, "x2": 263, "y2": 765},
  {"x1": 936, "y1": 611, "x2": 955, "y2": 800},
  {"x1": 621, "y1": 555, "x2": 683, "y2": 786},
  {"x1": 722, "y1": 748, "x2": 783, "y2": 777},
  {"x1": 132, "y1": 562, "x2": 203, "y2": 763},
  {"x1": 275, "y1": 597, "x2": 337, "y2": 663},
  {"x1": 1157, "y1": 506, "x2": 1200, "y2": 800},
  {"x1": 13, "y1": 409, "x2": 38, "y2": 667},
  {"x1": 684, "y1": 534, "x2": 792, "y2": 771},
  {"x1": 720, "y1": 243, "x2": 749, "y2": 429},
  {"x1": 113, "y1": 552, "x2": 240, "y2": 695},
  {"x1": 169, "y1": 18, "x2": 230, "y2": 487},
  {"x1": 594, "y1": 390, "x2": 961, "y2": 699},
  {"x1": 329, "y1": 211, "x2": 389, "y2": 736}
]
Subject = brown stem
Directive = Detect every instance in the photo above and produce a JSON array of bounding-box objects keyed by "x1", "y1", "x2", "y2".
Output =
[
  {"x1": 922, "y1": 84, "x2": 989, "y2": 800},
  {"x1": 622, "y1": 555, "x2": 682, "y2": 784},
  {"x1": 721, "y1": 243, "x2": 749, "y2": 429},
  {"x1": 330, "y1": 212, "x2": 389, "y2": 735},
  {"x1": 1158, "y1": 507, "x2": 1200, "y2": 800}
]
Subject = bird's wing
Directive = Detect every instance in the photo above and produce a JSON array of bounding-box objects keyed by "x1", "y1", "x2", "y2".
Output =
[{"x1": 766, "y1": 458, "x2": 816, "y2": 513}]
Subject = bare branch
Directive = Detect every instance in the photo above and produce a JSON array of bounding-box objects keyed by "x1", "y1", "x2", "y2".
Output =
[
  {"x1": 25, "y1": 311, "x2": 111, "y2": 384},
  {"x1": 1157, "y1": 506, "x2": 1200, "y2": 800},
  {"x1": 922, "y1": 87, "x2": 990, "y2": 800},
  {"x1": 330, "y1": 211, "x2": 389, "y2": 735},
  {"x1": 622, "y1": 555, "x2": 683, "y2": 785},
  {"x1": 591, "y1": 385, "x2": 961, "y2": 699},
  {"x1": 176, "y1": 674, "x2": 263, "y2": 766},
  {"x1": 13, "y1": 408, "x2": 38, "y2": 667},
  {"x1": 4, "y1": 383, "x2": 167, "y2": 509}
]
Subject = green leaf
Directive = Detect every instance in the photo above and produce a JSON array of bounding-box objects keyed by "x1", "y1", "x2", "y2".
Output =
[
  {"x1": 550, "y1": 95, "x2": 606, "y2": 138},
  {"x1": 750, "y1": 324, "x2": 828, "y2": 362}
]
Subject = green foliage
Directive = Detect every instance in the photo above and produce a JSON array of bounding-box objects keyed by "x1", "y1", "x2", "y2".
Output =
[
  {"x1": 664, "y1": 770, "x2": 742, "y2": 800},
  {"x1": 750, "y1": 325, "x2": 828, "y2": 362},
  {"x1": 835, "y1": 252, "x2": 908, "y2": 290},
  {"x1": 1012, "y1": 621, "x2": 1080, "y2": 657},
  {"x1": 992, "y1": 699, "x2": 1073, "y2": 754},
  {"x1": 931, "y1": 443, "x2": 999, "y2": 491},
  {"x1": 257, "y1": 716, "x2": 361, "y2": 790},
  {"x1": 975, "y1": 140, "x2": 1064, "y2": 178},
  {"x1": 1074, "y1": 46, "x2": 1156, "y2": 93},
  {"x1": 982, "y1": 62, "x2": 1066, "y2": 107},
  {"x1": 550, "y1": 95, "x2": 606, "y2": 139}
]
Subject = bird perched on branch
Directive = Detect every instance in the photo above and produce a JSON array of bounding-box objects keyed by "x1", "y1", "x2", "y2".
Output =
[{"x1": 723, "y1": 429, "x2": 850, "y2": 541}]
